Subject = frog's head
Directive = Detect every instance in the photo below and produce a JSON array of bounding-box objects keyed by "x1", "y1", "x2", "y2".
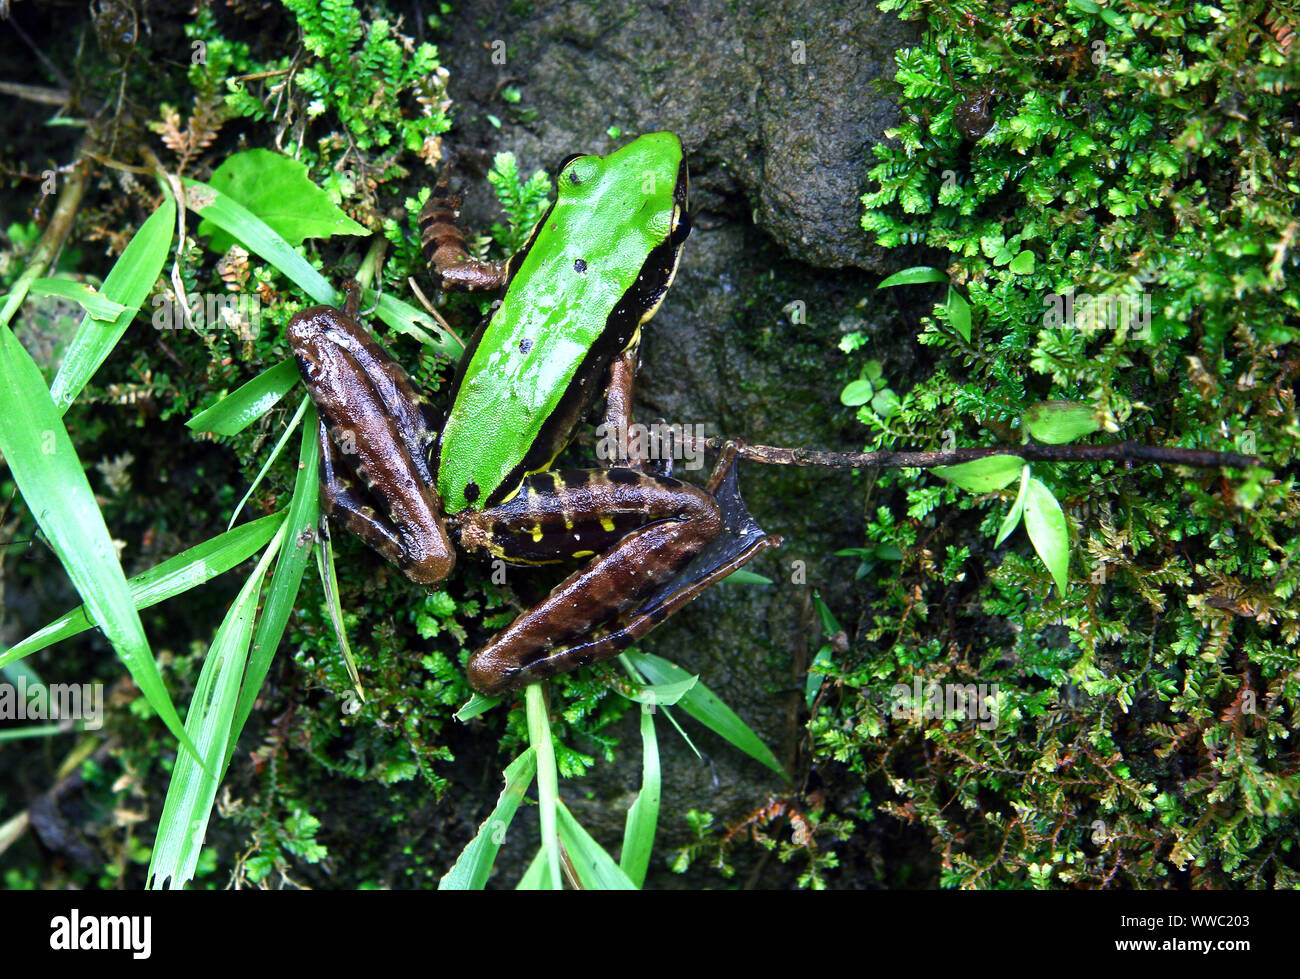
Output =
[{"x1": 554, "y1": 132, "x2": 688, "y2": 242}]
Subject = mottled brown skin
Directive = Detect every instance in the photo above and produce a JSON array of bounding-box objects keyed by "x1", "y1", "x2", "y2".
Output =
[
  {"x1": 290, "y1": 298, "x2": 778, "y2": 694},
  {"x1": 288, "y1": 286, "x2": 455, "y2": 585}
]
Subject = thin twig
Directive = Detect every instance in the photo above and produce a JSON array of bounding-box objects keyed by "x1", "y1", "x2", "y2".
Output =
[
  {"x1": 0, "y1": 137, "x2": 92, "y2": 328},
  {"x1": 0, "y1": 80, "x2": 69, "y2": 105},
  {"x1": 678, "y1": 436, "x2": 1262, "y2": 472}
]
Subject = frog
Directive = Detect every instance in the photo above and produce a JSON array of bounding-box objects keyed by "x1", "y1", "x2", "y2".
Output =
[{"x1": 287, "y1": 132, "x2": 781, "y2": 697}]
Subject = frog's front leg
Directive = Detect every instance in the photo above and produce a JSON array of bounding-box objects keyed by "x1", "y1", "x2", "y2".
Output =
[
  {"x1": 601, "y1": 346, "x2": 646, "y2": 470},
  {"x1": 418, "y1": 182, "x2": 509, "y2": 293},
  {"x1": 459, "y1": 444, "x2": 780, "y2": 696}
]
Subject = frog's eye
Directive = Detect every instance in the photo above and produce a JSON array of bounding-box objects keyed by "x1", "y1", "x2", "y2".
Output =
[{"x1": 557, "y1": 154, "x2": 597, "y2": 187}]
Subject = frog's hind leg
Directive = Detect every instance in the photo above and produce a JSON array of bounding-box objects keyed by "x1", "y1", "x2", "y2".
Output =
[{"x1": 465, "y1": 443, "x2": 781, "y2": 696}]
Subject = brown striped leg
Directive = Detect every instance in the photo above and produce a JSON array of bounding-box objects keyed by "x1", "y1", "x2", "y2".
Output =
[
  {"x1": 465, "y1": 443, "x2": 782, "y2": 696},
  {"x1": 418, "y1": 180, "x2": 508, "y2": 292}
]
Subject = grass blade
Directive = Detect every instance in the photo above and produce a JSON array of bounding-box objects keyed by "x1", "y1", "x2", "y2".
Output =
[
  {"x1": 0, "y1": 512, "x2": 282, "y2": 669},
  {"x1": 148, "y1": 519, "x2": 288, "y2": 889},
  {"x1": 226, "y1": 392, "x2": 309, "y2": 530},
  {"x1": 455, "y1": 693, "x2": 502, "y2": 721},
  {"x1": 49, "y1": 199, "x2": 175, "y2": 412},
  {"x1": 439, "y1": 748, "x2": 538, "y2": 890},
  {"x1": 621, "y1": 652, "x2": 701, "y2": 760},
  {"x1": 368, "y1": 289, "x2": 459, "y2": 359},
  {"x1": 27, "y1": 278, "x2": 127, "y2": 321},
  {"x1": 555, "y1": 800, "x2": 637, "y2": 889},
  {"x1": 623, "y1": 651, "x2": 788, "y2": 779},
  {"x1": 620, "y1": 704, "x2": 660, "y2": 887},
  {"x1": 182, "y1": 177, "x2": 459, "y2": 359},
  {"x1": 516, "y1": 849, "x2": 549, "y2": 890},
  {"x1": 0, "y1": 724, "x2": 67, "y2": 742},
  {"x1": 313, "y1": 512, "x2": 362, "y2": 699},
  {"x1": 525, "y1": 683, "x2": 561, "y2": 889},
  {"x1": 187, "y1": 359, "x2": 300, "y2": 437},
  {"x1": 181, "y1": 178, "x2": 334, "y2": 304},
  {"x1": 224, "y1": 403, "x2": 321, "y2": 770},
  {"x1": 0, "y1": 324, "x2": 199, "y2": 762},
  {"x1": 615, "y1": 675, "x2": 696, "y2": 707}
]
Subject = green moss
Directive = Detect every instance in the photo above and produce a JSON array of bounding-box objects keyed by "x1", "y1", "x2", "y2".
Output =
[{"x1": 797, "y1": 0, "x2": 1300, "y2": 887}]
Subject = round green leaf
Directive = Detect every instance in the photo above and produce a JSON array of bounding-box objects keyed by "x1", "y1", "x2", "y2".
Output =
[
  {"x1": 1023, "y1": 401, "x2": 1102, "y2": 444},
  {"x1": 1008, "y1": 250, "x2": 1036, "y2": 275},
  {"x1": 841, "y1": 378, "x2": 875, "y2": 406},
  {"x1": 934, "y1": 455, "x2": 1026, "y2": 493}
]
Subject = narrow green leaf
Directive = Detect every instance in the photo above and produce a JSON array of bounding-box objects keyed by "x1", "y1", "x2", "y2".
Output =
[
  {"x1": 620, "y1": 653, "x2": 701, "y2": 761},
  {"x1": 723, "y1": 568, "x2": 773, "y2": 585},
  {"x1": 186, "y1": 175, "x2": 458, "y2": 363},
  {"x1": 440, "y1": 749, "x2": 538, "y2": 890},
  {"x1": 148, "y1": 520, "x2": 287, "y2": 889},
  {"x1": 934, "y1": 454, "x2": 1025, "y2": 493},
  {"x1": 620, "y1": 704, "x2": 660, "y2": 887},
  {"x1": 224, "y1": 404, "x2": 321, "y2": 769},
  {"x1": 28, "y1": 278, "x2": 127, "y2": 322},
  {"x1": 1023, "y1": 477, "x2": 1070, "y2": 593},
  {"x1": 526, "y1": 683, "x2": 562, "y2": 889},
  {"x1": 49, "y1": 198, "x2": 175, "y2": 412},
  {"x1": 878, "y1": 266, "x2": 948, "y2": 288},
  {"x1": 995, "y1": 465, "x2": 1032, "y2": 546},
  {"x1": 814, "y1": 591, "x2": 840, "y2": 633},
  {"x1": 0, "y1": 724, "x2": 67, "y2": 742},
  {"x1": 187, "y1": 359, "x2": 300, "y2": 436},
  {"x1": 456, "y1": 693, "x2": 502, "y2": 721},
  {"x1": 0, "y1": 324, "x2": 198, "y2": 761},
  {"x1": 807, "y1": 646, "x2": 834, "y2": 707},
  {"x1": 1023, "y1": 401, "x2": 1102, "y2": 444},
  {"x1": 181, "y1": 177, "x2": 335, "y2": 304},
  {"x1": 313, "y1": 510, "x2": 362, "y2": 699},
  {"x1": 622, "y1": 651, "x2": 788, "y2": 779},
  {"x1": 0, "y1": 513, "x2": 282, "y2": 669},
  {"x1": 616, "y1": 675, "x2": 697, "y2": 707},
  {"x1": 368, "y1": 289, "x2": 460, "y2": 359},
  {"x1": 516, "y1": 849, "x2": 549, "y2": 890},
  {"x1": 227, "y1": 393, "x2": 309, "y2": 530},
  {"x1": 555, "y1": 800, "x2": 637, "y2": 889},
  {"x1": 806, "y1": 592, "x2": 843, "y2": 707},
  {"x1": 946, "y1": 286, "x2": 972, "y2": 341}
]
